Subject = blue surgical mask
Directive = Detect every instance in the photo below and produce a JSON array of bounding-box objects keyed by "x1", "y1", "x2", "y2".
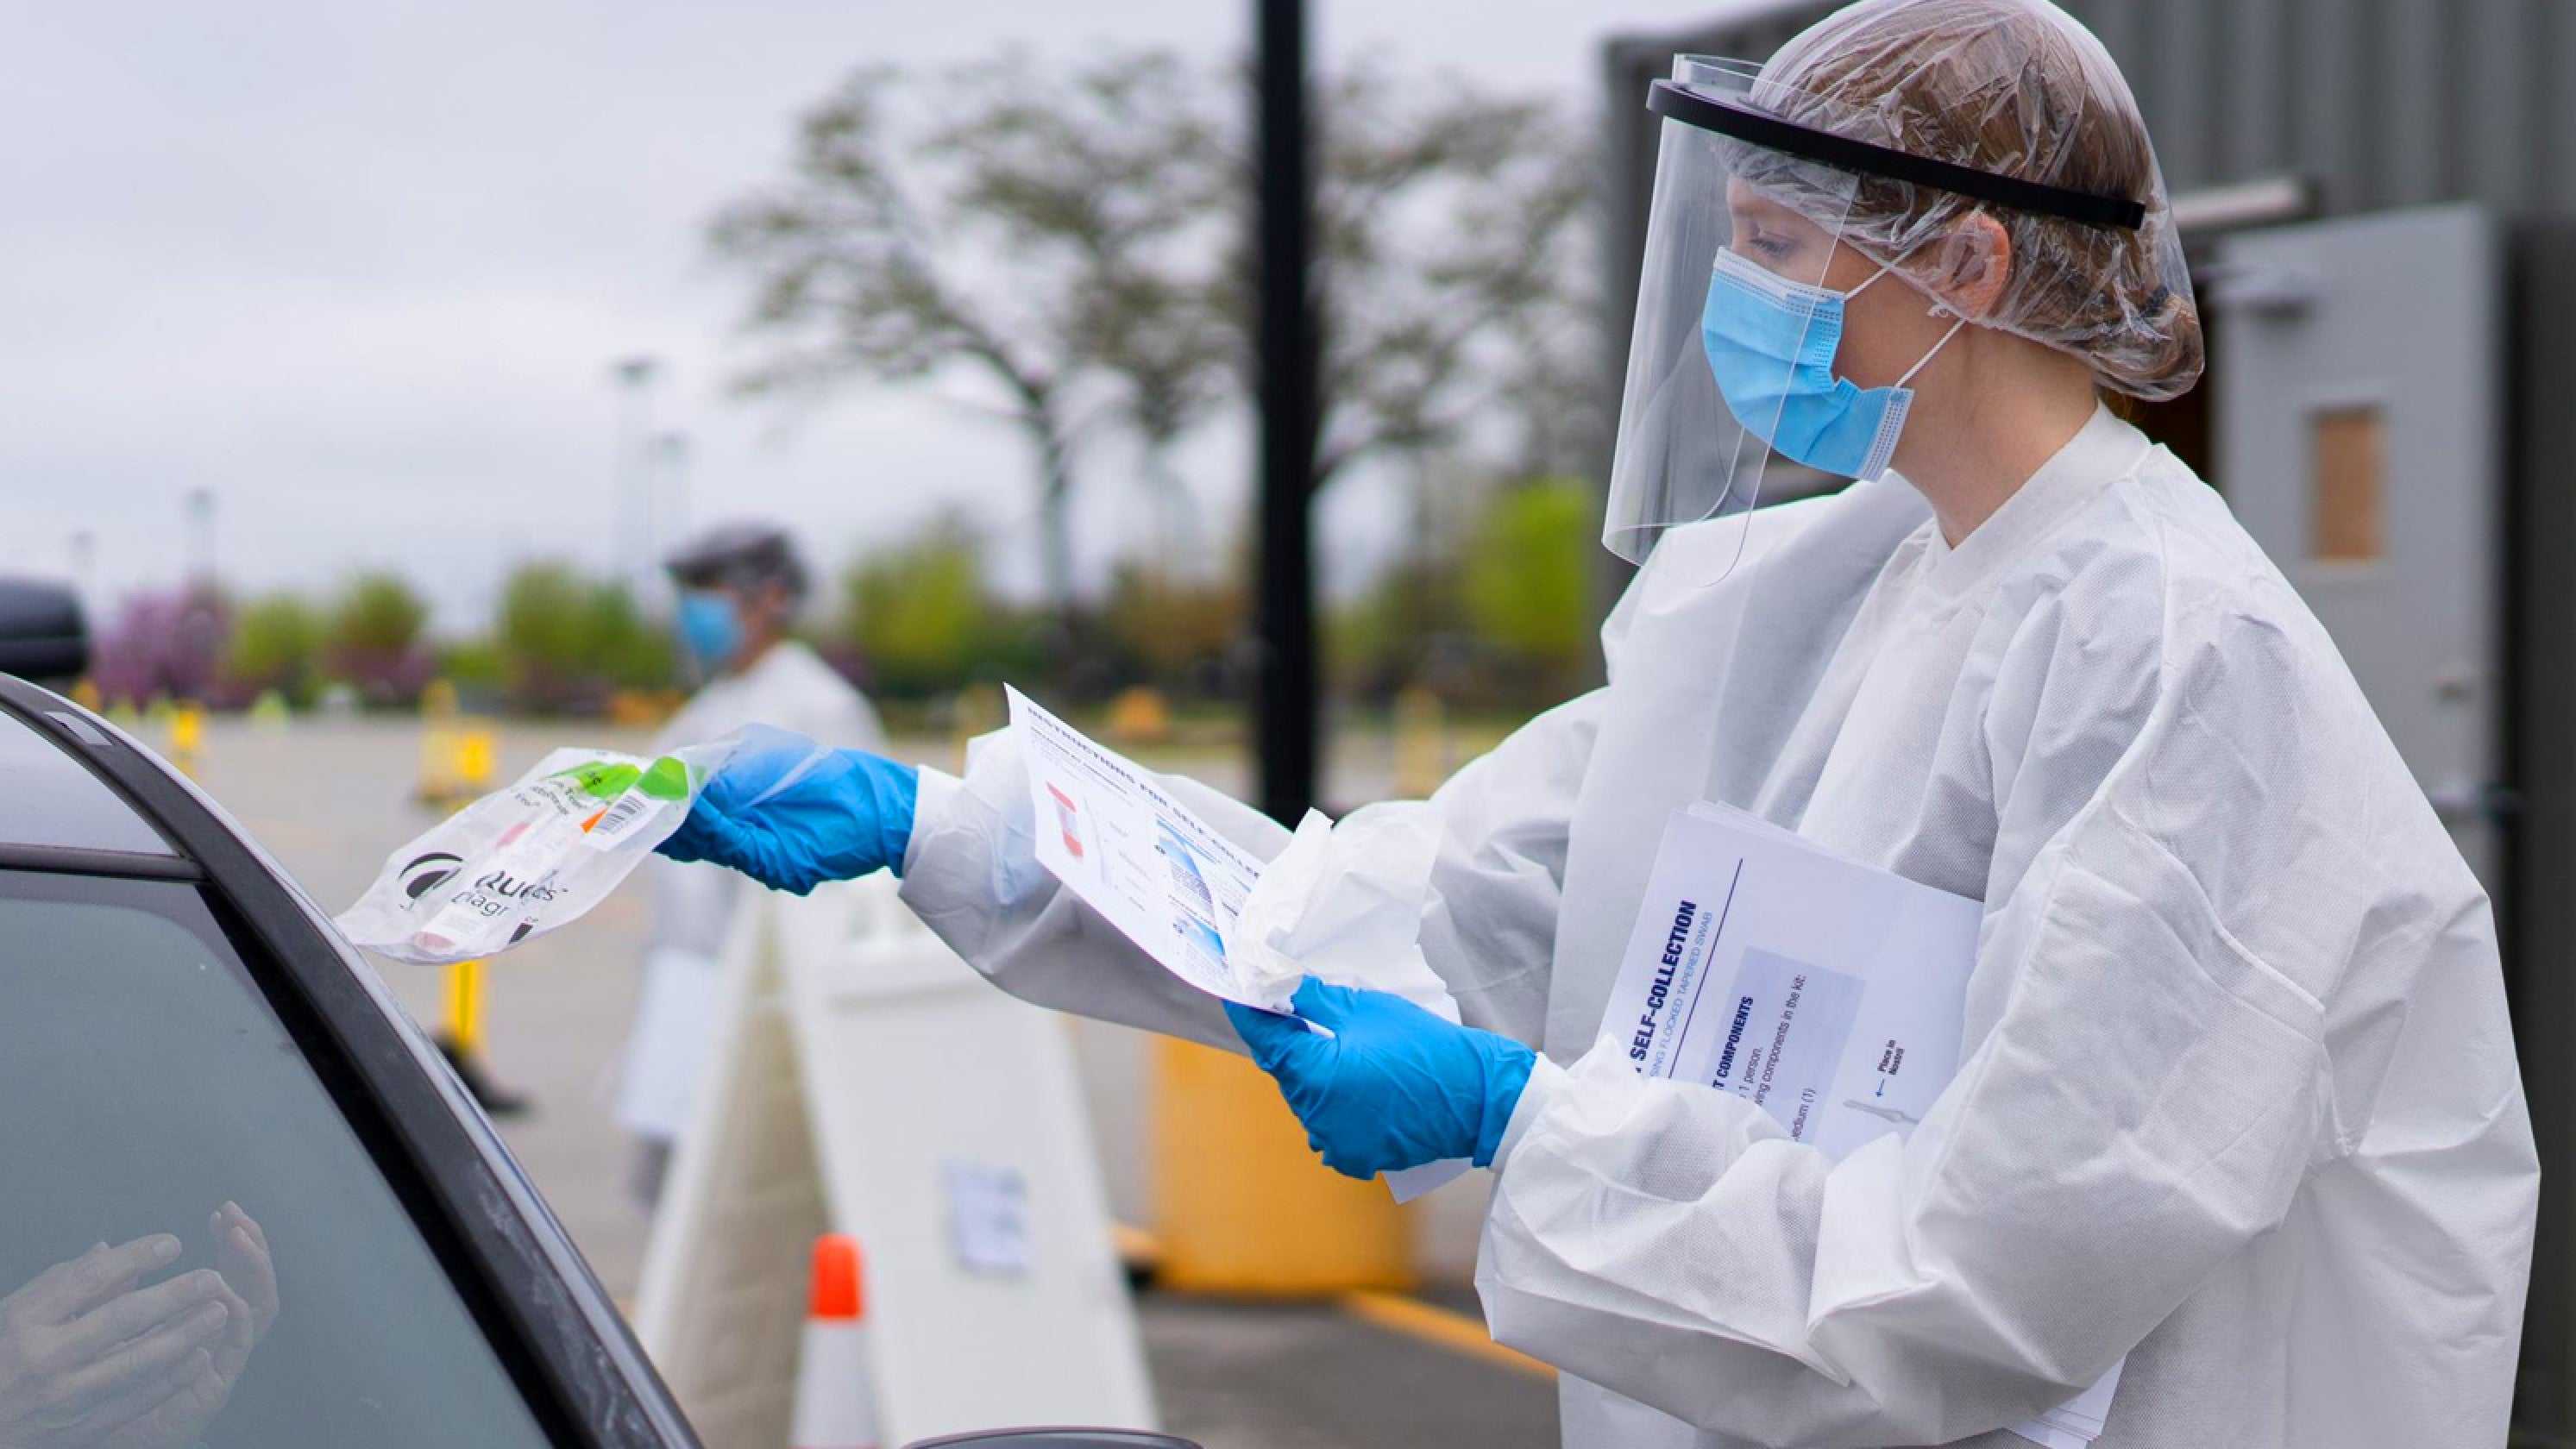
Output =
[
  {"x1": 1700, "y1": 247, "x2": 1965, "y2": 481},
  {"x1": 676, "y1": 591, "x2": 743, "y2": 668}
]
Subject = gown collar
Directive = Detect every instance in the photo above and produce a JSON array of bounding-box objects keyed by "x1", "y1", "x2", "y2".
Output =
[{"x1": 1912, "y1": 402, "x2": 2154, "y2": 603}]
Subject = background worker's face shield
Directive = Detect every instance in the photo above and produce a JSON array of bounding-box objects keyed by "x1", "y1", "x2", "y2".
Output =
[{"x1": 1604, "y1": 58, "x2": 1863, "y2": 572}]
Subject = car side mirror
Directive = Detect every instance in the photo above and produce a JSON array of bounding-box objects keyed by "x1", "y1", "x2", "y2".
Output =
[
  {"x1": 900, "y1": 1433, "x2": 1203, "y2": 1449},
  {"x1": 0, "y1": 580, "x2": 88, "y2": 684}
]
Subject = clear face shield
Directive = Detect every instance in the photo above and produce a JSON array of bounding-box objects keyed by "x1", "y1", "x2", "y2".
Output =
[
  {"x1": 1605, "y1": 58, "x2": 1862, "y2": 573},
  {"x1": 1602, "y1": 54, "x2": 2153, "y2": 574}
]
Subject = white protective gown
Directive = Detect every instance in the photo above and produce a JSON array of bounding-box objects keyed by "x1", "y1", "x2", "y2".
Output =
[
  {"x1": 898, "y1": 406, "x2": 2537, "y2": 1448},
  {"x1": 616, "y1": 640, "x2": 884, "y2": 1141}
]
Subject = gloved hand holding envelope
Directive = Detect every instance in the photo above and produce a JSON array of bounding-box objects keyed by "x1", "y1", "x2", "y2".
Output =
[{"x1": 1006, "y1": 687, "x2": 1472, "y2": 1198}]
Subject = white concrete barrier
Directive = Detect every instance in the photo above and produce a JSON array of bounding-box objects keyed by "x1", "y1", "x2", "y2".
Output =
[{"x1": 635, "y1": 875, "x2": 1154, "y2": 1449}]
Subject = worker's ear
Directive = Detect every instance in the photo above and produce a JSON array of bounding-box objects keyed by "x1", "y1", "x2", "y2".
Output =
[{"x1": 1923, "y1": 210, "x2": 2013, "y2": 322}]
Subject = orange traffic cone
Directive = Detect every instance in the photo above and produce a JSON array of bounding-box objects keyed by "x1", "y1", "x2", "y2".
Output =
[{"x1": 790, "y1": 1234, "x2": 882, "y2": 1449}]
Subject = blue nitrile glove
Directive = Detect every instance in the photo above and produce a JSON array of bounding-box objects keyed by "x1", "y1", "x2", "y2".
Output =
[
  {"x1": 657, "y1": 731, "x2": 919, "y2": 894},
  {"x1": 1224, "y1": 978, "x2": 1536, "y2": 1180}
]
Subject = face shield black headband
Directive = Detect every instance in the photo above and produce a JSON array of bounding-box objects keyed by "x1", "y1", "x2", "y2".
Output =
[{"x1": 1645, "y1": 79, "x2": 2146, "y2": 232}]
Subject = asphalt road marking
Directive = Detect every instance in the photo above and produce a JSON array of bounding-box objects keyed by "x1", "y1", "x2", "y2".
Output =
[{"x1": 1338, "y1": 1289, "x2": 1554, "y2": 1379}]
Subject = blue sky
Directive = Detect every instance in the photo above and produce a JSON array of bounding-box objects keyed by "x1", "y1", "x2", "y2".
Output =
[{"x1": 0, "y1": 0, "x2": 1766, "y2": 628}]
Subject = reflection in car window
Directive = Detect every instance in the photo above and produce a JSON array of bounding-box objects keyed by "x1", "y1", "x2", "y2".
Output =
[{"x1": 0, "y1": 870, "x2": 553, "y2": 1447}]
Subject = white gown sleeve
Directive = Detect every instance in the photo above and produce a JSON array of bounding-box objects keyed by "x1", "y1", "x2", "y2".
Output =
[
  {"x1": 1475, "y1": 602, "x2": 2356, "y2": 1447},
  {"x1": 895, "y1": 547, "x2": 1656, "y2": 1050},
  {"x1": 895, "y1": 685, "x2": 1611, "y2": 1052},
  {"x1": 895, "y1": 729, "x2": 1272, "y2": 1050}
]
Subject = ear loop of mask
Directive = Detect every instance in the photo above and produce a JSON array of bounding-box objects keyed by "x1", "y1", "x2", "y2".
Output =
[{"x1": 1842, "y1": 261, "x2": 1972, "y2": 388}]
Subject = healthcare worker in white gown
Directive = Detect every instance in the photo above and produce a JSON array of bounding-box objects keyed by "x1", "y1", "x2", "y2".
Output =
[
  {"x1": 657, "y1": 1, "x2": 2540, "y2": 1443},
  {"x1": 616, "y1": 522, "x2": 883, "y2": 1205}
]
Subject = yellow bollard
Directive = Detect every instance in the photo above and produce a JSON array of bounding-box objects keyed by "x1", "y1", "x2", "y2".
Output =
[
  {"x1": 444, "y1": 958, "x2": 486, "y2": 1057},
  {"x1": 417, "y1": 722, "x2": 528, "y2": 1116},
  {"x1": 1392, "y1": 686, "x2": 1448, "y2": 799},
  {"x1": 430, "y1": 957, "x2": 527, "y2": 1115},
  {"x1": 166, "y1": 702, "x2": 204, "y2": 779},
  {"x1": 456, "y1": 725, "x2": 497, "y2": 793},
  {"x1": 1150, "y1": 1037, "x2": 1416, "y2": 1295}
]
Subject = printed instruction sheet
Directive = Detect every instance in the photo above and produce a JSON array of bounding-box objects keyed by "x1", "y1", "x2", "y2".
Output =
[
  {"x1": 1009, "y1": 686, "x2": 1473, "y2": 1203},
  {"x1": 1599, "y1": 804, "x2": 2121, "y2": 1448},
  {"x1": 1008, "y1": 687, "x2": 1272, "y2": 1006}
]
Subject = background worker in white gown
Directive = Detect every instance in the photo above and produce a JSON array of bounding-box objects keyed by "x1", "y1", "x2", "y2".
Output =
[
  {"x1": 616, "y1": 521, "x2": 883, "y2": 1207},
  {"x1": 655, "y1": 1, "x2": 2541, "y2": 1443}
]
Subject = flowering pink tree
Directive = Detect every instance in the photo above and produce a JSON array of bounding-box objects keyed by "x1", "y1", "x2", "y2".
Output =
[{"x1": 90, "y1": 584, "x2": 231, "y2": 707}]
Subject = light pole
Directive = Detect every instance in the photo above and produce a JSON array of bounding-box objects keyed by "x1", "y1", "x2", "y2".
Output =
[
  {"x1": 610, "y1": 356, "x2": 663, "y2": 599},
  {"x1": 1253, "y1": 0, "x2": 1319, "y2": 823},
  {"x1": 66, "y1": 530, "x2": 95, "y2": 612},
  {"x1": 184, "y1": 487, "x2": 217, "y2": 588},
  {"x1": 654, "y1": 430, "x2": 692, "y2": 568}
]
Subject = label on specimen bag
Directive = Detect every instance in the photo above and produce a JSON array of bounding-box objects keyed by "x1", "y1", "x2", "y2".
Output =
[
  {"x1": 1598, "y1": 805, "x2": 2122, "y2": 1445},
  {"x1": 337, "y1": 740, "x2": 733, "y2": 966}
]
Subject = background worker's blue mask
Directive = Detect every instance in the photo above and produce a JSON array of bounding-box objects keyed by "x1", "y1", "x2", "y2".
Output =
[
  {"x1": 1700, "y1": 247, "x2": 1964, "y2": 481},
  {"x1": 676, "y1": 591, "x2": 744, "y2": 668}
]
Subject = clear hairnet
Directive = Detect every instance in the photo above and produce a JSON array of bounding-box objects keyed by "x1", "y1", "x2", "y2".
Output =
[{"x1": 1746, "y1": 0, "x2": 2202, "y2": 401}]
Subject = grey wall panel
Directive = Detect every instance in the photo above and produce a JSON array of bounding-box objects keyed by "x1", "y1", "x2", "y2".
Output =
[
  {"x1": 2507, "y1": 219, "x2": 2576, "y2": 1443},
  {"x1": 2383, "y1": 0, "x2": 2448, "y2": 207},
  {"x1": 2146, "y1": 0, "x2": 2215, "y2": 188},
  {"x1": 2549, "y1": 0, "x2": 2576, "y2": 208},
  {"x1": 2218, "y1": 0, "x2": 2293, "y2": 179}
]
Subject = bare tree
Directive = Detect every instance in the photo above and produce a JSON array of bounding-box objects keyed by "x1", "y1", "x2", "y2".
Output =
[
  {"x1": 710, "y1": 47, "x2": 1594, "y2": 614},
  {"x1": 710, "y1": 54, "x2": 1220, "y2": 614},
  {"x1": 928, "y1": 54, "x2": 1237, "y2": 562}
]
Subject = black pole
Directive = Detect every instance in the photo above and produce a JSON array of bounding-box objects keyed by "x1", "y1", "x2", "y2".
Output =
[{"x1": 1253, "y1": 0, "x2": 1319, "y2": 823}]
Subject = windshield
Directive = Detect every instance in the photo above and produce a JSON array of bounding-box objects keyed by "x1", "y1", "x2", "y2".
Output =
[{"x1": 0, "y1": 869, "x2": 555, "y2": 1448}]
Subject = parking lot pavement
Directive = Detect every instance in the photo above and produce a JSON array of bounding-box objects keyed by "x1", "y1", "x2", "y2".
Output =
[
  {"x1": 183, "y1": 713, "x2": 1559, "y2": 1449},
  {"x1": 1142, "y1": 1295, "x2": 1557, "y2": 1449}
]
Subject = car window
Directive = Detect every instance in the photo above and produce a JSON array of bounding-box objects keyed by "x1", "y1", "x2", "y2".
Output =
[
  {"x1": 0, "y1": 869, "x2": 556, "y2": 1448},
  {"x1": 0, "y1": 708, "x2": 173, "y2": 856}
]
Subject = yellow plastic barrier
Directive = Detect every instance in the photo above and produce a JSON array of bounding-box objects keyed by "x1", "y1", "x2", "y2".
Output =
[
  {"x1": 417, "y1": 724, "x2": 460, "y2": 806},
  {"x1": 417, "y1": 719, "x2": 497, "y2": 809},
  {"x1": 420, "y1": 677, "x2": 460, "y2": 721},
  {"x1": 1150, "y1": 1037, "x2": 1415, "y2": 1295},
  {"x1": 608, "y1": 688, "x2": 678, "y2": 730},
  {"x1": 1106, "y1": 687, "x2": 1172, "y2": 744}
]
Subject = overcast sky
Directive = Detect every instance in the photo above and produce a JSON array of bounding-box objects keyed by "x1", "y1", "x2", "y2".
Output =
[{"x1": 1, "y1": 0, "x2": 1763, "y2": 628}]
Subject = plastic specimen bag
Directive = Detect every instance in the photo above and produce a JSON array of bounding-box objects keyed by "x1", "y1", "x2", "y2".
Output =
[{"x1": 337, "y1": 740, "x2": 737, "y2": 965}]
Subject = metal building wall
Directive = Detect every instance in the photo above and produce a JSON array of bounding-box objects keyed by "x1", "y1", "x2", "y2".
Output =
[{"x1": 1600, "y1": 1, "x2": 2576, "y2": 1438}]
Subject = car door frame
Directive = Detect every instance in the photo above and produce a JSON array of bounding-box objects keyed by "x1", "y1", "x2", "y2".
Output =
[{"x1": 0, "y1": 673, "x2": 703, "y2": 1449}]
